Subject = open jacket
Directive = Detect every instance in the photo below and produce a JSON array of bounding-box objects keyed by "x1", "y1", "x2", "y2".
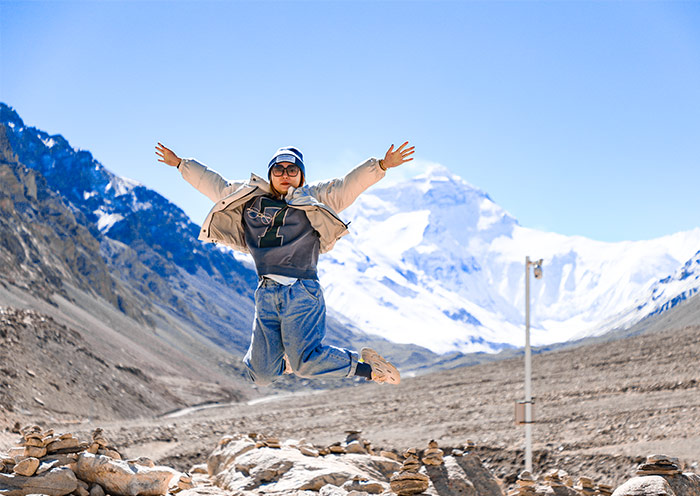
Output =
[{"x1": 179, "y1": 157, "x2": 386, "y2": 254}]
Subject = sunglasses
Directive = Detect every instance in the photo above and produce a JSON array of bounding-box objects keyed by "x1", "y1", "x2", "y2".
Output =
[{"x1": 271, "y1": 164, "x2": 301, "y2": 177}]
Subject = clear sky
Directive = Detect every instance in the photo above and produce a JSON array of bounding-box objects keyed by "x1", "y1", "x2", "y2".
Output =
[{"x1": 2, "y1": 0, "x2": 699, "y2": 242}]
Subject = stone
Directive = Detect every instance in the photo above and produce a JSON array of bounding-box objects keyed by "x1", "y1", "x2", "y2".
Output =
[
  {"x1": 299, "y1": 446, "x2": 320, "y2": 457},
  {"x1": 390, "y1": 471, "x2": 430, "y2": 495},
  {"x1": 189, "y1": 464, "x2": 207, "y2": 475},
  {"x1": 89, "y1": 483, "x2": 105, "y2": 496},
  {"x1": 75, "y1": 453, "x2": 179, "y2": 496},
  {"x1": 345, "y1": 430, "x2": 363, "y2": 443},
  {"x1": 0, "y1": 466, "x2": 78, "y2": 496},
  {"x1": 76, "y1": 484, "x2": 90, "y2": 496},
  {"x1": 345, "y1": 441, "x2": 367, "y2": 454},
  {"x1": 424, "y1": 456, "x2": 477, "y2": 496},
  {"x1": 520, "y1": 471, "x2": 535, "y2": 481},
  {"x1": 23, "y1": 438, "x2": 44, "y2": 448},
  {"x1": 97, "y1": 449, "x2": 122, "y2": 460},
  {"x1": 214, "y1": 446, "x2": 374, "y2": 493},
  {"x1": 648, "y1": 455, "x2": 680, "y2": 465},
  {"x1": 612, "y1": 476, "x2": 675, "y2": 496},
  {"x1": 217, "y1": 436, "x2": 234, "y2": 447},
  {"x1": 12, "y1": 458, "x2": 39, "y2": 477},
  {"x1": 7, "y1": 448, "x2": 23, "y2": 459},
  {"x1": 342, "y1": 454, "x2": 401, "y2": 480},
  {"x1": 329, "y1": 445, "x2": 347, "y2": 454},
  {"x1": 129, "y1": 458, "x2": 155, "y2": 468},
  {"x1": 206, "y1": 438, "x2": 256, "y2": 477},
  {"x1": 665, "y1": 472, "x2": 700, "y2": 496},
  {"x1": 46, "y1": 438, "x2": 80, "y2": 454},
  {"x1": 38, "y1": 454, "x2": 79, "y2": 471},
  {"x1": 381, "y1": 451, "x2": 402, "y2": 462},
  {"x1": 342, "y1": 477, "x2": 386, "y2": 494},
  {"x1": 319, "y1": 484, "x2": 347, "y2": 496},
  {"x1": 453, "y1": 453, "x2": 504, "y2": 496},
  {"x1": 23, "y1": 446, "x2": 47, "y2": 459}
]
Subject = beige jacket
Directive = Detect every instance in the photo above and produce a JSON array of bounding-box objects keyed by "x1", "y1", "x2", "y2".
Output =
[{"x1": 179, "y1": 157, "x2": 386, "y2": 254}]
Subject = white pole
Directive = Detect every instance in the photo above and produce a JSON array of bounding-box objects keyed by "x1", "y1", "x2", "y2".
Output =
[{"x1": 524, "y1": 256, "x2": 533, "y2": 473}]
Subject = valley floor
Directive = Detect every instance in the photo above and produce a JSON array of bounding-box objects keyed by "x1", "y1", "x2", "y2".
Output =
[{"x1": 3, "y1": 323, "x2": 698, "y2": 489}]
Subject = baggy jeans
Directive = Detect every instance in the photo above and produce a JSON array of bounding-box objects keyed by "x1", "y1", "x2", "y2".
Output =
[{"x1": 243, "y1": 277, "x2": 359, "y2": 386}]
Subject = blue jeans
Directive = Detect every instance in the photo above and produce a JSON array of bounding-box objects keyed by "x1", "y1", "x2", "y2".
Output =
[{"x1": 243, "y1": 278, "x2": 359, "y2": 386}]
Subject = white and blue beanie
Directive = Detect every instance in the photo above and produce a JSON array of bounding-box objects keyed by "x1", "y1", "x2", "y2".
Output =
[{"x1": 267, "y1": 146, "x2": 305, "y2": 177}]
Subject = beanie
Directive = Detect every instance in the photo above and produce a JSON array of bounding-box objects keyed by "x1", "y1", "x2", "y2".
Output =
[{"x1": 267, "y1": 146, "x2": 305, "y2": 177}]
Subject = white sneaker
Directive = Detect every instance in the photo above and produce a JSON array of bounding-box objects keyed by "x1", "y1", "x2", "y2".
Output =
[{"x1": 360, "y1": 348, "x2": 401, "y2": 385}]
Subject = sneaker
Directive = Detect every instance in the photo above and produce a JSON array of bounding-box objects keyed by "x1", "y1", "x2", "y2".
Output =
[
  {"x1": 283, "y1": 354, "x2": 294, "y2": 375},
  {"x1": 360, "y1": 348, "x2": 401, "y2": 385}
]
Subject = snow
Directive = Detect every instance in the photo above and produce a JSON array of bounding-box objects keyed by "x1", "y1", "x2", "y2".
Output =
[
  {"x1": 94, "y1": 209, "x2": 124, "y2": 232},
  {"x1": 316, "y1": 165, "x2": 700, "y2": 353},
  {"x1": 40, "y1": 136, "x2": 57, "y2": 148}
]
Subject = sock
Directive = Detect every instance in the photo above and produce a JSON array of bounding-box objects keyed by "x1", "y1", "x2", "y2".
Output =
[{"x1": 355, "y1": 362, "x2": 372, "y2": 379}]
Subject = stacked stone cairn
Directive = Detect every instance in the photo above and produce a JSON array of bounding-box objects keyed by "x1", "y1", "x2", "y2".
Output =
[
  {"x1": 2, "y1": 425, "x2": 88, "y2": 477},
  {"x1": 543, "y1": 468, "x2": 575, "y2": 489},
  {"x1": 343, "y1": 429, "x2": 373, "y2": 455},
  {"x1": 248, "y1": 432, "x2": 281, "y2": 449},
  {"x1": 508, "y1": 470, "x2": 538, "y2": 496},
  {"x1": 597, "y1": 482, "x2": 614, "y2": 496},
  {"x1": 573, "y1": 476, "x2": 597, "y2": 496},
  {"x1": 421, "y1": 440, "x2": 444, "y2": 466},
  {"x1": 451, "y1": 439, "x2": 476, "y2": 458},
  {"x1": 389, "y1": 448, "x2": 430, "y2": 495},
  {"x1": 636, "y1": 454, "x2": 682, "y2": 476},
  {"x1": 0, "y1": 425, "x2": 182, "y2": 496}
]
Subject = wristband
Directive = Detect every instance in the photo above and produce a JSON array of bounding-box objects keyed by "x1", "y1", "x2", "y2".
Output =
[{"x1": 379, "y1": 159, "x2": 387, "y2": 171}]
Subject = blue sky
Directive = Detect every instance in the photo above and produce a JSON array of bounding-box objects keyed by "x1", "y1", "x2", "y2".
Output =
[{"x1": 2, "y1": 0, "x2": 699, "y2": 242}]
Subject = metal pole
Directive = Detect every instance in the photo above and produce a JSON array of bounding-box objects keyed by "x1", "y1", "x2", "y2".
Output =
[{"x1": 524, "y1": 256, "x2": 533, "y2": 473}]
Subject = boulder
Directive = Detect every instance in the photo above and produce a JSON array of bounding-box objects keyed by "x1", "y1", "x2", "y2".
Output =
[
  {"x1": 207, "y1": 438, "x2": 256, "y2": 477},
  {"x1": 89, "y1": 483, "x2": 106, "y2": 496},
  {"x1": 612, "y1": 476, "x2": 675, "y2": 496},
  {"x1": 75, "y1": 453, "x2": 179, "y2": 496},
  {"x1": 46, "y1": 438, "x2": 80, "y2": 454},
  {"x1": 342, "y1": 477, "x2": 387, "y2": 494},
  {"x1": 665, "y1": 473, "x2": 700, "y2": 496},
  {"x1": 0, "y1": 466, "x2": 78, "y2": 496},
  {"x1": 213, "y1": 447, "x2": 375, "y2": 494},
  {"x1": 453, "y1": 453, "x2": 504, "y2": 496},
  {"x1": 424, "y1": 456, "x2": 477, "y2": 496},
  {"x1": 12, "y1": 458, "x2": 39, "y2": 477}
]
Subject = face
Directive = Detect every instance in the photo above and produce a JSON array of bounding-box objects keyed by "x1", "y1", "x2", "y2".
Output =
[{"x1": 269, "y1": 161, "x2": 302, "y2": 194}]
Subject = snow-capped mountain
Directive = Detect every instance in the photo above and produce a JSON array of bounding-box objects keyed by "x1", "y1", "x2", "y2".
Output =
[{"x1": 318, "y1": 165, "x2": 700, "y2": 354}]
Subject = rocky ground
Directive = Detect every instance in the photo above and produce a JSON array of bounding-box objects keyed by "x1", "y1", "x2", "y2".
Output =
[{"x1": 2, "y1": 320, "x2": 698, "y2": 492}]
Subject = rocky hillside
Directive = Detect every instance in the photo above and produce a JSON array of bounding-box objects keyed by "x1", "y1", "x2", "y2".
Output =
[{"x1": 1, "y1": 424, "x2": 699, "y2": 496}]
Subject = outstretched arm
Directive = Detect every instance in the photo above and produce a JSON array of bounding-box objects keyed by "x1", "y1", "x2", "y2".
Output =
[
  {"x1": 379, "y1": 141, "x2": 415, "y2": 170},
  {"x1": 310, "y1": 141, "x2": 414, "y2": 213},
  {"x1": 155, "y1": 142, "x2": 181, "y2": 167},
  {"x1": 155, "y1": 142, "x2": 241, "y2": 203}
]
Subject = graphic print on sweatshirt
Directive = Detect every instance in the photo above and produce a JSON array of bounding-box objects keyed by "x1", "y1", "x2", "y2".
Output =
[
  {"x1": 242, "y1": 195, "x2": 321, "y2": 279},
  {"x1": 246, "y1": 196, "x2": 289, "y2": 247}
]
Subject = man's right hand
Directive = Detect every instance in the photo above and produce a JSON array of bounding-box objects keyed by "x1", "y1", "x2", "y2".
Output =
[{"x1": 155, "y1": 142, "x2": 181, "y2": 167}]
